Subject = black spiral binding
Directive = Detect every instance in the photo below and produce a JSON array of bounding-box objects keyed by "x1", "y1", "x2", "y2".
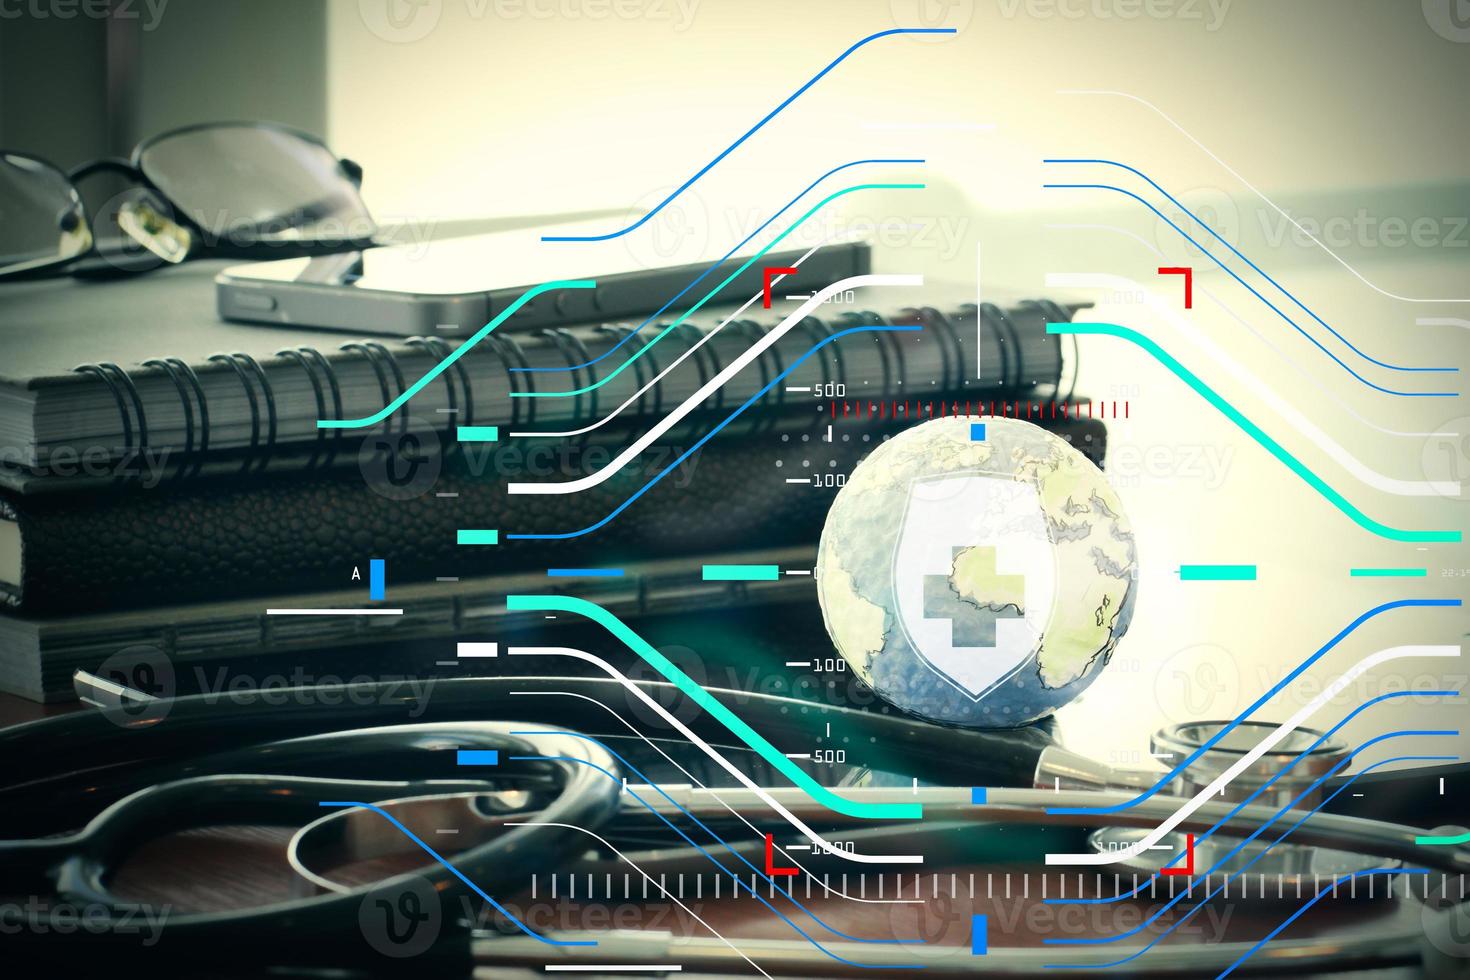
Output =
[
  {"x1": 596, "y1": 324, "x2": 651, "y2": 423},
  {"x1": 73, "y1": 362, "x2": 146, "y2": 483},
  {"x1": 979, "y1": 302, "x2": 1021, "y2": 394},
  {"x1": 206, "y1": 352, "x2": 278, "y2": 476},
  {"x1": 694, "y1": 320, "x2": 728, "y2": 416},
  {"x1": 340, "y1": 342, "x2": 399, "y2": 440},
  {"x1": 141, "y1": 357, "x2": 208, "y2": 480},
  {"x1": 536, "y1": 328, "x2": 598, "y2": 434},
  {"x1": 404, "y1": 336, "x2": 469, "y2": 453},
  {"x1": 365, "y1": 342, "x2": 409, "y2": 438},
  {"x1": 669, "y1": 322, "x2": 711, "y2": 400},
  {"x1": 274, "y1": 348, "x2": 330, "y2": 471},
  {"x1": 483, "y1": 333, "x2": 527, "y2": 430},
  {"x1": 794, "y1": 314, "x2": 834, "y2": 400},
  {"x1": 631, "y1": 324, "x2": 666, "y2": 419},
  {"x1": 729, "y1": 319, "x2": 778, "y2": 438},
  {"x1": 297, "y1": 346, "x2": 345, "y2": 468},
  {"x1": 921, "y1": 306, "x2": 965, "y2": 393},
  {"x1": 1030, "y1": 298, "x2": 1075, "y2": 397}
]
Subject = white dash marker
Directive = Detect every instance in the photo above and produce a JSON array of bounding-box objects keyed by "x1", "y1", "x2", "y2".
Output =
[{"x1": 457, "y1": 642, "x2": 498, "y2": 658}]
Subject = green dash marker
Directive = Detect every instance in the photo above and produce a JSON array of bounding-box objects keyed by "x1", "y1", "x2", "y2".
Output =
[
  {"x1": 1350, "y1": 567, "x2": 1428, "y2": 578},
  {"x1": 456, "y1": 529, "x2": 499, "y2": 545},
  {"x1": 1180, "y1": 564, "x2": 1257, "y2": 581},
  {"x1": 456, "y1": 425, "x2": 499, "y2": 442},
  {"x1": 702, "y1": 564, "x2": 780, "y2": 581}
]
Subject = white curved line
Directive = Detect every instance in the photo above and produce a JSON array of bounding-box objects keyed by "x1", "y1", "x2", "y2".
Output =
[
  {"x1": 508, "y1": 820, "x2": 772, "y2": 979},
  {"x1": 508, "y1": 688, "x2": 917, "y2": 904},
  {"x1": 508, "y1": 273, "x2": 922, "y2": 495},
  {"x1": 512, "y1": 242, "x2": 824, "y2": 440},
  {"x1": 1046, "y1": 223, "x2": 1457, "y2": 440},
  {"x1": 507, "y1": 646, "x2": 923, "y2": 865},
  {"x1": 1059, "y1": 89, "x2": 1470, "y2": 304},
  {"x1": 1048, "y1": 271, "x2": 1461, "y2": 497},
  {"x1": 1045, "y1": 644, "x2": 1460, "y2": 865}
]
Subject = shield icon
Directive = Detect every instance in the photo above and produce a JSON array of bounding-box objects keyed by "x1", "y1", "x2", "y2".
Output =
[{"x1": 890, "y1": 470, "x2": 1057, "y2": 701}]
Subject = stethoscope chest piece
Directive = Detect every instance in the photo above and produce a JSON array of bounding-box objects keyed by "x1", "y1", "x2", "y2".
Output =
[{"x1": 1086, "y1": 720, "x2": 1398, "y2": 894}]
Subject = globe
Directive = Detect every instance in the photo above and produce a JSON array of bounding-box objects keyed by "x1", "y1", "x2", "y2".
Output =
[{"x1": 815, "y1": 416, "x2": 1137, "y2": 727}]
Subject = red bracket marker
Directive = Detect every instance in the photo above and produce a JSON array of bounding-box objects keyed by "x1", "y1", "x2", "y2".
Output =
[
  {"x1": 762, "y1": 266, "x2": 799, "y2": 309},
  {"x1": 764, "y1": 834, "x2": 798, "y2": 877},
  {"x1": 1160, "y1": 833, "x2": 1196, "y2": 876},
  {"x1": 1158, "y1": 266, "x2": 1193, "y2": 308}
]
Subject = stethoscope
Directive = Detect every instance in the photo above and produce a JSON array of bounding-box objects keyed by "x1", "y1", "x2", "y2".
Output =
[{"x1": 0, "y1": 672, "x2": 1465, "y2": 977}]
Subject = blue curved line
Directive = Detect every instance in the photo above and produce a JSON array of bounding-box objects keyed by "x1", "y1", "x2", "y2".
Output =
[
  {"x1": 541, "y1": 28, "x2": 954, "y2": 242},
  {"x1": 1040, "y1": 758, "x2": 1440, "y2": 969},
  {"x1": 504, "y1": 323, "x2": 919, "y2": 540},
  {"x1": 516, "y1": 157, "x2": 922, "y2": 375},
  {"x1": 1219, "y1": 869, "x2": 1429, "y2": 978},
  {"x1": 1047, "y1": 598, "x2": 1460, "y2": 816},
  {"x1": 1050, "y1": 690, "x2": 1456, "y2": 904},
  {"x1": 1043, "y1": 159, "x2": 1454, "y2": 374},
  {"x1": 1042, "y1": 182, "x2": 1457, "y2": 397},
  {"x1": 317, "y1": 801, "x2": 594, "y2": 947},
  {"x1": 1044, "y1": 732, "x2": 1454, "y2": 945},
  {"x1": 511, "y1": 729, "x2": 912, "y2": 946},
  {"x1": 510, "y1": 754, "x2": 923, "y2": 970}
]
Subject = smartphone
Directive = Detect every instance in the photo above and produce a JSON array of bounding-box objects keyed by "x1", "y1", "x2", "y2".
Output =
[{"x1": 215, "y1": 219, "x2": 869, "y2": 336}]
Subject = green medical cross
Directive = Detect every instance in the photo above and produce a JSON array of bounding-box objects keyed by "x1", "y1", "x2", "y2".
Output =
[{"x1": 921, "y1": 546, "x2": 1025, "y2": 648}]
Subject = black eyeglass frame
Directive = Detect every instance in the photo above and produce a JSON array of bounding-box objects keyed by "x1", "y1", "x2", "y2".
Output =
[{"x1": 0, "y1": 120, "x2": 373, "y2": 280}]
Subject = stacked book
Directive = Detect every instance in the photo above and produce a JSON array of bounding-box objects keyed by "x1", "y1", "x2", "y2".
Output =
[{"x1": 0, "y1": 251, "x2": 1104, "y2": 701}]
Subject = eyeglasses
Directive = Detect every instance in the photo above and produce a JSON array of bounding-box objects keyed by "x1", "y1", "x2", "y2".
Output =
[{"x1": 0, "y1": 121, "x2": 376, "y2": 278}]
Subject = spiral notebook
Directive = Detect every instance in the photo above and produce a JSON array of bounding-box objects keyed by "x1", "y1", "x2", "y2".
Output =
[{"x1": 0, "y1": 257, "x2": 1076, "y2": 494}]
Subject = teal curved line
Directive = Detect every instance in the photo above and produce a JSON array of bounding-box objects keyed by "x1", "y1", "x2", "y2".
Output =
[
  {"x1": 1416, "y1": 829, "x2": 1470, "y2": 845},
  {"x1": 513, "y1": 182, "x2": 924, "y2": 400},
  {"x1": 1047, "y1": 321, "x2": 1461, "y2": 543},
  {"x1": 316, "y1": 279, "x2": 596, "y2": 429},
  {"x1": 505, "y1": 593, "x2": 923, "y2": 821}
]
